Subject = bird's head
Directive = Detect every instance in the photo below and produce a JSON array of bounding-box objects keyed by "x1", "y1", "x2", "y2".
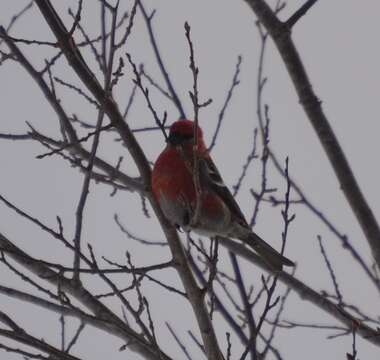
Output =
[{"x1": 166, "y1": 119, "x2": 204, "y2": 148}]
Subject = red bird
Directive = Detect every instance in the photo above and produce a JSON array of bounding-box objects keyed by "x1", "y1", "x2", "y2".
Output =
[{"x1": 152, "y1": 119, "x2": 294, "y2": 270}]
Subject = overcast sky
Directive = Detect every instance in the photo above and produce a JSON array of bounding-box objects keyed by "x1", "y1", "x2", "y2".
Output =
[{"x1": 1, "y1": 1, "x2": 380, "y2": 359}]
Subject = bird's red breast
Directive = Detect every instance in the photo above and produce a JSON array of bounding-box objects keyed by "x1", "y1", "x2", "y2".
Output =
[
  {"x1": 152, "y1": 144, "x2": 228, "y2": 220},
  {"x1": 152, "y1": 145, "x2": 196, "y2": 202}
]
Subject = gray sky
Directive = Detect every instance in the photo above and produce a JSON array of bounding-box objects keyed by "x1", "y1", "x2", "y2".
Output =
[{"x1": 1, "y1": 1, "x2": 380, "y2": 359}]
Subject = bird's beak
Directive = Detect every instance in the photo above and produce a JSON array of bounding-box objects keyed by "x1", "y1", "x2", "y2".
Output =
[{"x1": 166, "y1": 132, "x2": 181, "y2": 146}]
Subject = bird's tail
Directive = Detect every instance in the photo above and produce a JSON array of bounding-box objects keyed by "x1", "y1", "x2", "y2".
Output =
[{"x1": 244, "y1": 232, "x2": 294, "y2": 271}]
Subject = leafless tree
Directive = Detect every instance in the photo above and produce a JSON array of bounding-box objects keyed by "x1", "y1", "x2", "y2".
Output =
[{"x1": 0, "y1": 1, "x2": 378, "y2": 359}]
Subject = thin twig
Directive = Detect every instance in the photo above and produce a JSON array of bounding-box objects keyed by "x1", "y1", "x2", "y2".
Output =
[
  {"x1": 318, "y1": 235, "x2": 343, "y2": 304},
  {"x1": 126, "y1": 52, "x2": 168, "y2": 140},
  {"x1": 166, "y1": 323, "x2": 193, "y2": 360},
  {"x1": 184, "y1": 21, "x2": 211, "y2": 227},
  {"x1": 138, "y1": 2, "x2": 186, "y2": 118},
  {"x1": 114, "y1": 214, "x2": 167, "y2": 246},
  {"x1": 73, "y1": 108, "x2": 106, "y2": 282},
  {"x1": 65, "y1": 322, "x2": 85, "y2": 353},
  {"x1": 209, "y1": 55, "x2": 242, "y2": 151}
]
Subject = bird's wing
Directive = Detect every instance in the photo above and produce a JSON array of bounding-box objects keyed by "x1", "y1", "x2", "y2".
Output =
[{"x1": 199, "y1": 156, "x2": 248, "y2": 225}]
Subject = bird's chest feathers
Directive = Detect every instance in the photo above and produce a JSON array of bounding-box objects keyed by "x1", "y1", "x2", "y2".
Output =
[
  {"x1": 152, "y1": 145, "x2": 232, "y2": 234},
  {"x1": 153, "y1": 146, "x2": 196, "y2": 199}
]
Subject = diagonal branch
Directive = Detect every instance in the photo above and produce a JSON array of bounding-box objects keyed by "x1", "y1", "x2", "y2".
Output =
[
  {"x1": 0, "y1": 310, "x2": 82, "y2": 360},
  {"x1": 0, "y1": 26, "x2": 143, "y2": 193},
  {"x1": 72, "y1": 109, "x2": 106, "y2": 282},
  {"x1": 243, "y1": 0, "x2": 380, "y2": 269},
  {"x1": 217, "y1": 236, "x2": 380, "y2": 347},
  {"x1": 285, "y1": 0, "x2": 319, "y2": 28},
  {"x1": 33, "y1": 0, "x2": 152, "y2": 184},
  {"x1": 138, "y1": 2, "x2": 186, "y2": 119},
  {"x1": 32, "y1": 2, "x2": 224, "y2": 358},
  {"x1": 0, "y1": 232, "x2": 171, "y2": 360}
]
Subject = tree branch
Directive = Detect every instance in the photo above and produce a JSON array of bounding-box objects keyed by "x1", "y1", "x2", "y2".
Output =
[
  {"x1": 0, "y1": 232, "x2": 171, "y2": 360},
  {"x1": 243, "y1": 0, "x2": 380, "y2": 269},
  {"x1": 217, "y1": 236, "x2": 380, "y2": 347},
  {"x1": 32, "y1": 2, "x2": 224, "y2": 358},
  {"x1": 285, "y1": 0, "x2": 319, "y2": 28}
]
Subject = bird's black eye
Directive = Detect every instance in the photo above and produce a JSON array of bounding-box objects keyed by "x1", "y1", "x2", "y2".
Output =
[
  {"x1": 181, "y1": 133, "x2": 194, "y2": 141},
  {"x1": 167, "y1": 131, "x2": 194, "y2": 145}
]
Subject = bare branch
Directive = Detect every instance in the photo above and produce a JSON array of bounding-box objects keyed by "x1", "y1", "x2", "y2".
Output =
[
  {"x1": 217, "y1": 236, "x2": 380, "y2": 347},
  {"x1": 244, "y1": 0, "x2": 380, "y2": 269},
  {"x1": 114, "y1": 214, "x2": 167, "y2": 246},
  {"x1": 286, "y1": 0, "x2": 319, "y2": 28},
  {"x1": 318, "y1": 236, "x2": 343, "y2": 304},
  {"x1": 209, "y1": 55, "x2": 242, "y2": 151},
  {"x1": 126, "y1": 52, "x2": 168, "y2": 140},
  {"x1": 73, "y1": 108, "x2": 106, "y2": 282},
  {"x1": 0, "y1": 232, "x2": 171, "y2": 359},
  {"x1": 138, "y1": 2, "x2": 186, "y2": 118},
  {"x1": 65, "y1": 322, "x2": 86, "y2": 353},
  {"x1": 166, "y1": 323, "x2": 193, "y2": 360}
]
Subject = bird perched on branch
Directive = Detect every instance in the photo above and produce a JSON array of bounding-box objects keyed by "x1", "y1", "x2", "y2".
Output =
[{"x1": 152, "y1": 119, "x2": 294, "y2": 270}]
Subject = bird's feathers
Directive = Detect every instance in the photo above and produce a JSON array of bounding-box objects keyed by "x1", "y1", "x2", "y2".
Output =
[
  {"x1": 152, "y1": 119, "x2": 295, "y2": 270},
  {"x1": 199, "y1": 156, "x2": 247, "y2": 226}
]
